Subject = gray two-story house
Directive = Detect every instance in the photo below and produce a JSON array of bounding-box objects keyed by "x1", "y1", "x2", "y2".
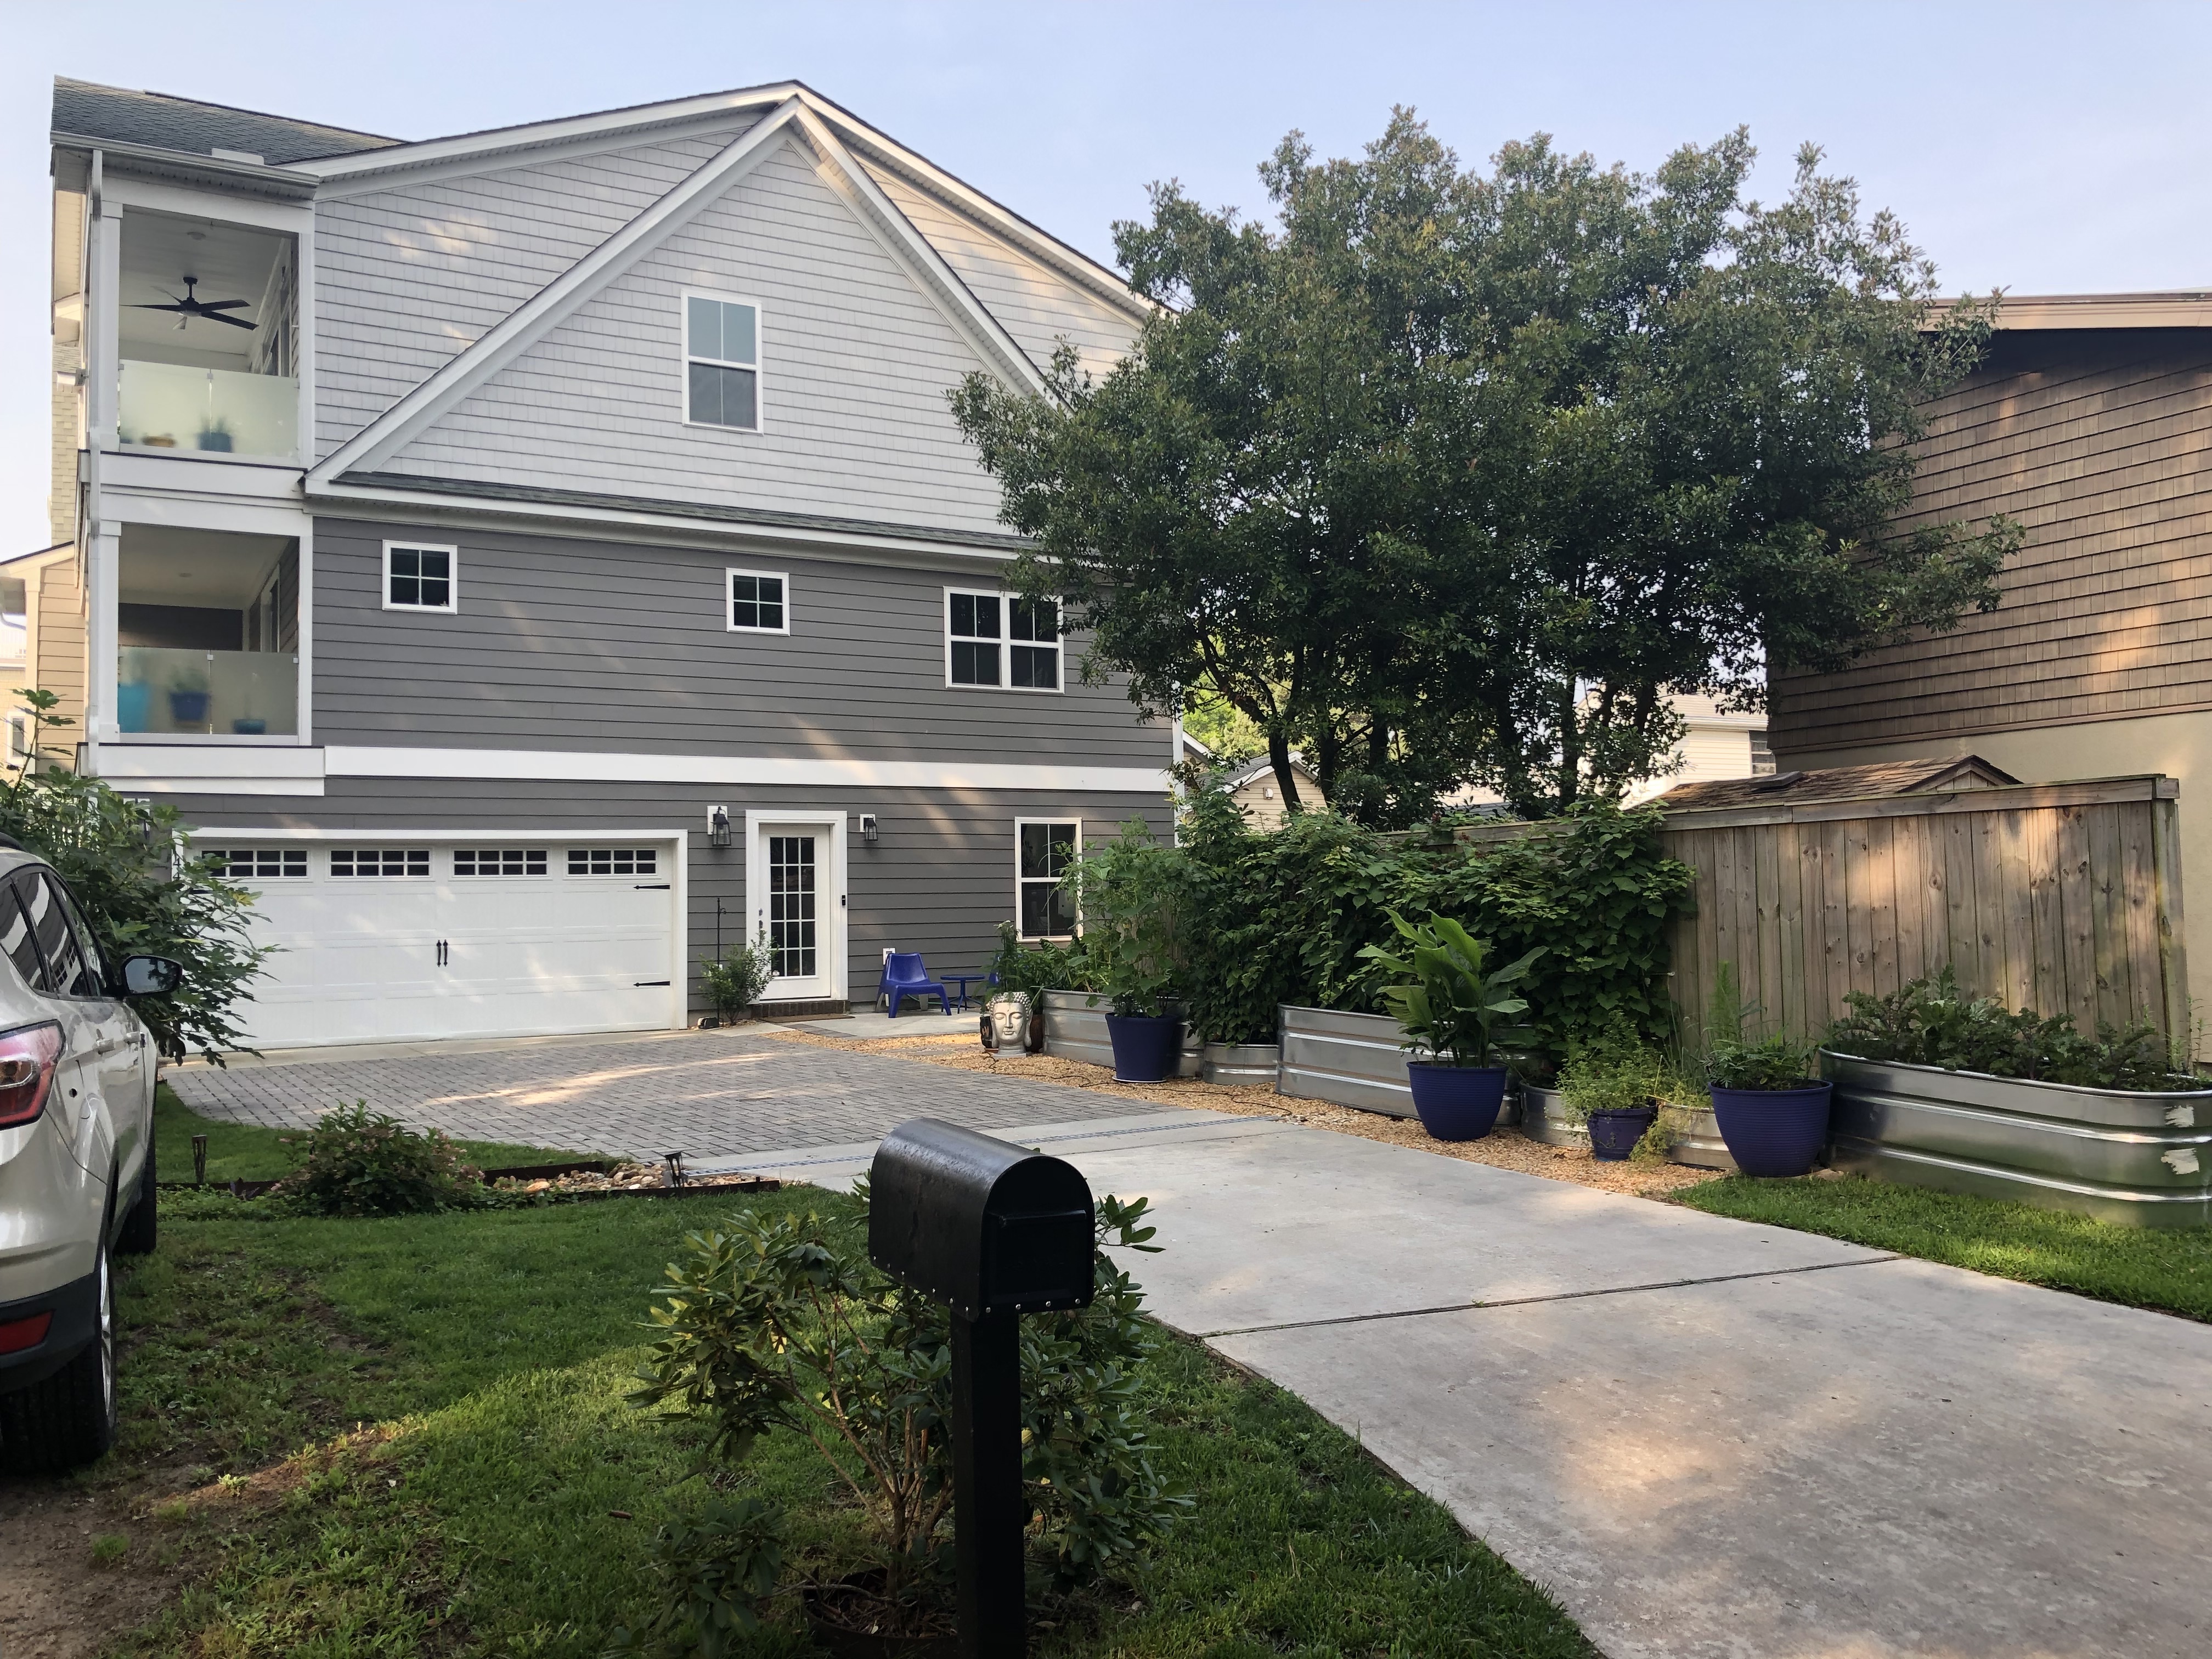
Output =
[{"x1": 27, "y1": 77, "x2": 1167, "y2": 1046}]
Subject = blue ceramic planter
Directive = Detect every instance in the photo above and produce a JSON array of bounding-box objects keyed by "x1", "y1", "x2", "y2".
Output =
[
  {"x1": 1406, "y1": 1062, "x2": 1508, "y2": 1141},
  {"x1": 1709, "y1": 1082, "x2": 1833, "y2": 1177},
  {"x1": 1587, "y1": 1104, "x2": 1658, "y2": 1161},
  {"x1": 1105, "y1": 1013, "x2": 1182, "y2": 1083}
]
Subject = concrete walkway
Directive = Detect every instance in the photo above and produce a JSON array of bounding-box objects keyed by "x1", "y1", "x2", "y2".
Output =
[
  {"x1": 172, "y1": 1034, "x2": 2211, "y2": 1656},
  {"x1": 759, "y1": 1112, "x2": 2211, "y2": 1659}
]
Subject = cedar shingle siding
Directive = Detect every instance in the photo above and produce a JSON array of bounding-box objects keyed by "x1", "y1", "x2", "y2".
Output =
[{"x1": 1769, "y1": 329, "x2": 2212, "y2": 752}]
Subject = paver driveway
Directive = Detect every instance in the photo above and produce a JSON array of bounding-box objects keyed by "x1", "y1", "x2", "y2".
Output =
[{"x1": 166, "y1": 1026, "x2": 1193, "y2": 1159}]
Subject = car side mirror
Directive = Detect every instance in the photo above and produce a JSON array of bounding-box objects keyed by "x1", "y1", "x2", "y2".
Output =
[{"x1": 120, "y1": 955, "x2": 183, "y2": 996}]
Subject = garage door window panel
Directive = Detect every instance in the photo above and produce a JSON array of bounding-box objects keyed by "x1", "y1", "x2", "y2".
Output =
[
  {"x1": 455, "y1": 849, "x2": 548, "y2": 876},
  {"x1": 211, "y1": 849, "x2": 308, "y2": 879},
  {"x1": 331, "y1": 850, "x2": 431, "y2": 877},
  {"x1": 568, "y1": 849, "x2": 656, "y2": 876}
]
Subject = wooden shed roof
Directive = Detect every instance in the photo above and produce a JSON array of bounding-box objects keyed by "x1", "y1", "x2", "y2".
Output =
[{"x1": 1651, "y1": 755, "x2": 2021, "y2": 811}]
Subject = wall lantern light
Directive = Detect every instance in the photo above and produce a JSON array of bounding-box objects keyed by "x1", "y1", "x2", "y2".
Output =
[
  {"x1": 860, "y1": 812, "x2": 879, "y2": 843},
  {"x1": 707, "y1": 804, "x2": 732, "y2": 848}
]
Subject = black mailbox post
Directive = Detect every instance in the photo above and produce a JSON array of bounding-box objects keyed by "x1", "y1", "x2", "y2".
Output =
[{"x1": 870, "y1": 1119, "x2": 1096, "y2": 1659}]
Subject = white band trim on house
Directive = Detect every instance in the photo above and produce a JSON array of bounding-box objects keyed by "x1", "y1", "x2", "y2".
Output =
[{"x1": 93, "y1": 743, "x2": 1170, "y2": 795}]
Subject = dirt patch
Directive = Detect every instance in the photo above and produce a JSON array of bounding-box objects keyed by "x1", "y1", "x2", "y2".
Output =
[
  {"x1": 759, "y1": 1024, "x2": 1722, "y2": 1199},
  {"x1": 0, "y1": 1483, "x2": 176, "y2": 1659}
]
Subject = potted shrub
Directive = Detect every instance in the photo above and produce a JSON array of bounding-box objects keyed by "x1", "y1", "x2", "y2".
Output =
[
  {"x1": 1066, "y1": 829, "x2": 1187, "y2": 1082},
  {"x1": 1556, "y1": 1043, "x2": 1662, "y2": 1161},
  {"x1": 1701, "y1": 966, "x2": 1830, "y2": 1176},
  {"x1": 1359, "y1": 909, "x2": 1543, "y2": 1141}
]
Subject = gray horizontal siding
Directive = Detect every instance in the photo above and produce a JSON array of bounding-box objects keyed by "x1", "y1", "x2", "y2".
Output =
[
  {"x1": 170, "y1": 774, "x2": 1170, "y2": 1014},
  {"x1": 313, "y1": 126, "x2": 751, "y2": 461},
  {"x1": 382, "y1": 135, "x2": 1014, "y2": 538},
  {"x1": 309, "y1": 516, "x2": 1169, "y2": 768}
]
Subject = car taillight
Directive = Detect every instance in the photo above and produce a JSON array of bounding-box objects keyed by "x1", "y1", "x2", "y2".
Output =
[
  {"x1": 0, "y1": 1022, "x2": 64, "y2": 1129},
  {"x1": 0, "y1": 1311, "x2": 52, "y2": 1354}
]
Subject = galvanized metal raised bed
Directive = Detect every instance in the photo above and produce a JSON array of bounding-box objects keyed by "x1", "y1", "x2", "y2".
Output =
[
  {"x1": 1277, "y1": 1005, "x2": 1520, "y2": 1125},
  {"x1": 1202, "y1": 1042, "x2": 1280, "y2": 1086},
  {"x1": 1519, "y1": 1085, "x2": 1585, "y2": 1148},
  {"x1": 1825, "y1": 1051, "x2": 2212, "y2": 1227},
  {"x1": 1037, "y1": 990, "x2": 1204, "y2": 1078}
]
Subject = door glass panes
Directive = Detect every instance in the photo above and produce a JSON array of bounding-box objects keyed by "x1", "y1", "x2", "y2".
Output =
[
  {"x1": 1008, "y1": 598, "x2": 1060, "y2": 690},
  {"x1": 949, "y1": 591, "x2": 1002, "y2": 686},
  {"x1": 1018, "y1": 821, "x2": 1078, "y2": 939},
  {"x1": 768, "y1": 835, "x2": 817, "y2": 978}
]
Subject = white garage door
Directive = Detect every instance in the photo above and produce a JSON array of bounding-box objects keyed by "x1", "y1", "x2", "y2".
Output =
[{"x1": 204, "y1": 840, "x2": 679, "y2": 1048}]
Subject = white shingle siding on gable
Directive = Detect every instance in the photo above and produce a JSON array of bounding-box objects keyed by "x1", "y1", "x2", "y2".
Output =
[
  {"x1": 382, "y1": 136, "x2": 1013, "y2": 537},
  {"x1": 865, "y1": 165, "x2": 1141, "y2": 381},
  {"x1": 313, "y1": 126, "x2": 753, "y2": 461}
]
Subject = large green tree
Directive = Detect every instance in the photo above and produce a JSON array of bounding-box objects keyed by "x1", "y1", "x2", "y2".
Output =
[{"x1": 952, "y1": 114, "x2": 2018, "y2": 823}]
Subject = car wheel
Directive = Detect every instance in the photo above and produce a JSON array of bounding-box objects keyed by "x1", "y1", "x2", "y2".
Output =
[
  {"x1": 115, "y1": 1116, "x2": 157, "y2": 1256},
  {"x1": 0, "y1": 1238, "x2": 117, "y2": 1474}
]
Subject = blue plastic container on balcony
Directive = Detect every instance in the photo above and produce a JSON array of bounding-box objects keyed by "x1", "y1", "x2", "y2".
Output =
[{"x1": 116, "y1": 682, "x2": 151, "y2": 732}]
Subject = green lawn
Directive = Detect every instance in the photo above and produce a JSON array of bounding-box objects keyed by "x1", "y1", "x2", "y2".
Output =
[
  {"x1": 154, "y1": 1082, "x2": 594, "y2": 1184},
  {"x1": 1676, "y1": 1175, "x2": 2212, "y2": 1322},
  {"x1": 99, "y1": 1184, "x2": 1595, "y2": 1657}
]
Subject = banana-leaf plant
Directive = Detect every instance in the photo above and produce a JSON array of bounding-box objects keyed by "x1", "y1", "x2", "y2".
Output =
[{"x1": 1359, "y1": 910, "x2": 1544, "y2": 1068}]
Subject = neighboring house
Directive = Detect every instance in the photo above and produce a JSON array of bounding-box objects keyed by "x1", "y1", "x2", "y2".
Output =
[
  {"x1": 1767, "y1": 292, "x2": 2212, "y2": 1011},
  {"x1": 35, "y1": 77, "x2": 1167, "y2": 1046},
  {"x1": 1617, "y1": 693, "x2": 1771, "y2": 805},
  {"x1": 1177, "y1": 731, "x2": 1325, "y2": 829}
]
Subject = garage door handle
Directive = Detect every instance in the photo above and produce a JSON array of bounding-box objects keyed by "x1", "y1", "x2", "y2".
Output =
[
  {"x1": 634, "y1": 883, "x2": 670, "y2": 889},
  {"x1": 634, "y1": 979, "x2": 671, "y2": 987}
]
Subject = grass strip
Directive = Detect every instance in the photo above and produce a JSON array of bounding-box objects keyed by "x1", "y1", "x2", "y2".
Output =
[
  {"x1": 109, "y1": 1190, "x2": 1596, "y2": 1657},
  {"x1": 154, "y1": 1082, "x2": 592, "y2": 1184},
  {"x1": 1676, "y1": 1174, "x2": 2212, "y2": 1321}
]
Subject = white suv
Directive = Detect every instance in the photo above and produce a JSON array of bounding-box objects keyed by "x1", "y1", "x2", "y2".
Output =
[{"x1": 0, "y1": 843, "x2": 175, "y2": 1474}]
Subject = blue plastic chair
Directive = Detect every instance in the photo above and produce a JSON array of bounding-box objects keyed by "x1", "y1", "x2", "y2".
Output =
[{"x1": 882, "y1": 951, "x2": 950, "y2": 1018}]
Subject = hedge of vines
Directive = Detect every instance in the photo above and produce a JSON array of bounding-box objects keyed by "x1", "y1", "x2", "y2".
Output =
[{"x1": 1013, "y1": 784, "x2": 1693, "y2": 1056}]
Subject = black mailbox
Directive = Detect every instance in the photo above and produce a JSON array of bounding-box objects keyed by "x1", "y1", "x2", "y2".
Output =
[
  {"x1": 870, "y1": 1119, "x2": 1096, "y2": 1318},
  {"x1": 868, "y1": 1119, "x2": 1098, "y2": 1659}
]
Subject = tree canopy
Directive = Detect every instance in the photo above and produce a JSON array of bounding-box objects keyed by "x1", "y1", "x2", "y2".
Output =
[{"x1": 951, "y1": 112, "x2": 2018, "y2": 823}]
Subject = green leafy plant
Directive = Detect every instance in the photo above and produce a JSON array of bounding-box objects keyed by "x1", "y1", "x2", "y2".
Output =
[
  {"x1": 1827, "y1": 966, "x2": 2180, "y2": 1091},
  {"x1": 1067, "y1": 822, "x2": 1188, "y2": 1018},
  {"x1": 985, "y1": 919, "x2": 1086, "y2": 1000},
  {"x1": 0, "y1": 731, "x2": 269, "y2": 1061},
  {"x1": 1700, "y1": 963, "x2": 1818, "y2": 1091},
  {"x1": 1555, "y1": 1021, "x2": 1664, "y2": 1124},
  {"x1": 1359, "y1": 909, "x2": 1543, "y2": 1067},
  {"x1": 602, "y1": 1495, "x2": 785, "y2": 1659},
  {"x1": 630, "y1": 1189, "x2": 1187, "y2": 1616},
  {"x1": 274, "y1": 1102, "x2": 484, "y2": 1216},
  {"x1": 698, "y1": 935, "x2": 774, "y2": 1023}
]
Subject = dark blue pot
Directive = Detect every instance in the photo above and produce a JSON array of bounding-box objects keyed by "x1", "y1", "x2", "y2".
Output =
[
  {"x1": 168, "y1": 690, "x2": 211, "y2": 724},
  {"x1": 1587, "y1": 1104, "x2": 1658, "y2": 1161},
  {"x1": 1105, "y1": 1013, "x2": 1182, "y2": 1082},
  {"x1": 1709, "y1": 1083, "x2": 1833, "y2": 1177},
  {"x1": 1405, "y1": 1062, "x2": 1507, "y2": 1141}
]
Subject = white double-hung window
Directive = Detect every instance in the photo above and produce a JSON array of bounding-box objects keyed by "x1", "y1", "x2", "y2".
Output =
[
  {"x1": 685, "y1": 292, "x2": 761, "y2": 431},
  {"x1": 946, "y1": 590, "x2": 1060, "y2": 691}
]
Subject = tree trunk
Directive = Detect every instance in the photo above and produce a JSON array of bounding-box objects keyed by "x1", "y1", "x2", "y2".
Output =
[{"x1": 1268, "y1": 729, "x2": 1304, "y2": 811}]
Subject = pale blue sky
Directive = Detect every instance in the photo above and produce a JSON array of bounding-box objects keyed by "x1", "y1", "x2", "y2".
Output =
[{"x1": 7, "y1": 1, "x2": 2208, "y2": 552}]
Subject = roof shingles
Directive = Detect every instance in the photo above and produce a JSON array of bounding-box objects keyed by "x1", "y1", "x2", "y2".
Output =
[{"x1": 52, "y1": 77, "x2": 397, "y2": 165}]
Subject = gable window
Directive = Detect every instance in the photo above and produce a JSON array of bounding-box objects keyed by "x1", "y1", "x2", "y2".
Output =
[
  {"x1": 385, "y1": 543, "x2": 456, "y2": 612},
  {"x1": 1016, "y1": 820, "x2": 1080, "y2": 939},
  {"x1": 685, "y1": 292, "x2": 761, "y2": 431},
  {"x1": 947, "y1": 591, "x2": 1061, "y2": 692},
  {"x1": 727, "y1": 569, "x2": 789, "y2": 634}
]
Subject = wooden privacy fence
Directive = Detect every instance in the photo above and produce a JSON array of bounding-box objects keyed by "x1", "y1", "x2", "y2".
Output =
[{"x1": 1655, "y1": 776, "x2": 2187, "y2": 1045}]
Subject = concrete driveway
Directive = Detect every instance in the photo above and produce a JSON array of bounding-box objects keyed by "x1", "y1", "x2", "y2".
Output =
[
  {"x1": 173, "y1": 1033, "x2": 2211, "y2": 1657},
  {"x1": 750, "y1": 1113, "x2": 2211, "y2": 1659}
]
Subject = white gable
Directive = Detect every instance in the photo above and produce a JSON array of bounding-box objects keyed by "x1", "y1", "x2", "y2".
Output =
[
  {"x1": 315, "y1": 124, "x2": 755, "y2": 461},
  {"x1": 381, "y1": 134, "x2": 1013, "y2": 537},
  {"x1": 867, "y1": 164, "x2": 1141, "y2": 382}
]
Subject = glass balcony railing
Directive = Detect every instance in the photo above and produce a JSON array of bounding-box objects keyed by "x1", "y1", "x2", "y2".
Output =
[
  {"x1": 117, "y1": 360, "x2": 298, "y2": 461},
  {"x1": 119, "y1": 647, "x2": 297, "y2": 737}
]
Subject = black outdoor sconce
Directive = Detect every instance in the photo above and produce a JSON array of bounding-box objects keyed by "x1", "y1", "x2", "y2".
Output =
[
  {"x1": 706, "y1": 804, "x2": 731, "y2": 848},
  {"x1": 869, "y1": 1119, "x2": 1097, "y2": 1658},
  {"x1": 860, "y1": 811, "x2": 879, "y2": 843}
]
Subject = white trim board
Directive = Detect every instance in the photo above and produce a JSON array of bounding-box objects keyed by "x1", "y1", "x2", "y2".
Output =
[{"x1": 324, "y1": 747, "x2": 1169, "y2": 794}]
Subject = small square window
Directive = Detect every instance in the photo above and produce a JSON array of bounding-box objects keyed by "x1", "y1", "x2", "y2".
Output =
[
  {"x1": 727, "y1": 570, "x2": 789, "y2": 633},
  {"x1": 685, "y1": 293, "x2": 761, "y2": 431},
  {"x1": 385, "y1": 544, "x2": 456, "y2": 612}
]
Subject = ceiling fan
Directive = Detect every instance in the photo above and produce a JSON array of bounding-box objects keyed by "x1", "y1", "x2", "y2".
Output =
[{"x1": 131, "y1": 275, "x2": 255, "y2": 331}]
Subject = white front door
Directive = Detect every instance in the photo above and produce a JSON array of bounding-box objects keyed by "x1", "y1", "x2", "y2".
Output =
[
  {"x1": 211, "y1": 840, "x2": 680, "y2": 1047},
  {"x1": 752, "y1": 817, "x2": 842, "y2": 1002}
]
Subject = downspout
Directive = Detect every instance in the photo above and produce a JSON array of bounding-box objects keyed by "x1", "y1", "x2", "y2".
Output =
[{"x1": 80, "y1": 148, "x2": 104, "y2": 777}]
